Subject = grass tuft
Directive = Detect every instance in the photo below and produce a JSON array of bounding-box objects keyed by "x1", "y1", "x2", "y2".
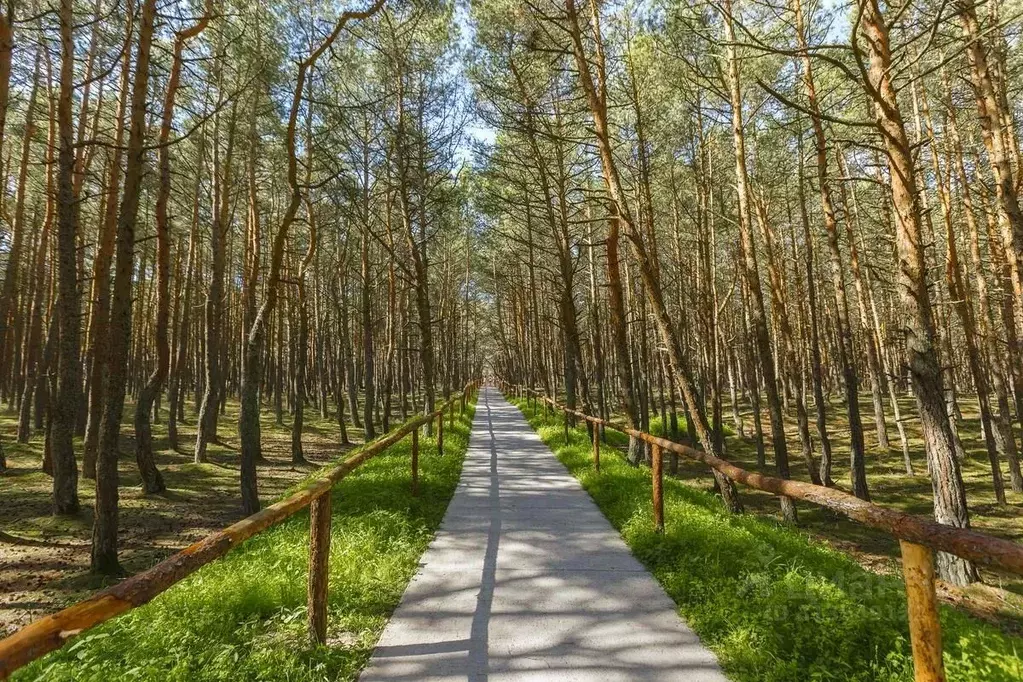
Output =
[
  {"x1": 513, "y1": 398, "x2": 1023, "y2": 682},
  {"x1": 14, "y1": 401, "x2": 476, "y2": 682}
]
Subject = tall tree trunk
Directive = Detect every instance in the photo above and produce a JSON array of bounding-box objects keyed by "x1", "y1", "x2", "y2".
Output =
[
  {"x1": 52, "y1": 0, "x2": 82, "y2": 516},
  {"x1": 3, "y1": 51, "x2": 40, "y2": 412},
  {"x1": 943, "y1": 65, "x2": 1023, "y2": 493},
  {"x1": 837, "y1": 150, "x2": 891, "y2": 456},
  {"x1": 794, "y1": 132, "x2": 834, "y2": 485},
  {"x1": 563, "y1": 0, "x2": 742, "y2": 513},
  {"x1": 93, "y1": 0, "x2": 159, "y2": 574},
  {"x1": 791, "y1": 0, "x2": 867, "y2": 487},
  {"x1": 361, "y1": 226, "x2": 375, "y2": 440},
  {"x1": 238, "y1": 0, "x2": 385, "y2": 514},
  {"x1": 6, "y1": 50, "x2": 40, "y2": 419},
  {"x1": 916, "y1": 72, "x2": 1006, "y2": 502},
  {"x1": 83, "y1": 13, "x2": 133, "y2": 478},
  {"x1": 959, "y1": 0, "x2": 1023, "y2": 356},
  {"x1": 859, "y1": 0, "x2": 977, "y2": 585},
  {"x1": 293, "y1": 114, "x2": 318, "y2": 465},
  {"x1": 722, "y1": 0, "x2": 799, "y2": 519},
  {"x1": 195, "y1": 96, "x2": 237, "y2": 463},
  {"x1": 753, "y1": 194, "x2": 820, "y2": 485},
  {"x1": 135, "y1": 12, "x2": 208, "y2": 492},
  {"x1": 168, "y1": 115, "x2": 206, "y2": 451},
  {"x1": 19, "y1": 179, "x2": 54, "y2": 444}
]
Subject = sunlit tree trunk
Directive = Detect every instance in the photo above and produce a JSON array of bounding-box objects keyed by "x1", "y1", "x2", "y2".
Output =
[
  {"x1": 859, "y1": 0, "x2": 977, "y2": 585},
  {"x1": 791, "y1": 0, "x2": 867, "y2": 488},
  {"x1": 721, "y1": 0, "x2": 799, "y2": 519},
  {"x1": 135, "y1": 11, "x2": 209, "y2": 492}
]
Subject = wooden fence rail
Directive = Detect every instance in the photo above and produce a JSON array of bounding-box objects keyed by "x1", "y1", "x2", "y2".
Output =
[
  {"x1": 501, "y1": 381, "x2": 1023, "y2": 682},
  {"x1": 0, "y1": 383, "x2": 478, "y2": 679}
]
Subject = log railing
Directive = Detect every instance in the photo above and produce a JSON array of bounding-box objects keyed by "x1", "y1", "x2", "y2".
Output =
[
  {"x1": 0, "y1": 383, "x2": 478, "y2": 679},
  {"x1": 500, "y1": 381, "x2": 1023, "y2": 682}
]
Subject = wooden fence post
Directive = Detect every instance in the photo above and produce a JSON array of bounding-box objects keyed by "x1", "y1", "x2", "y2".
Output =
[
  {"x1": 411, "y1": 428, "x2": 419, "y2": 496},
  {"x1": 437, "y1": 412, "x2": 444, "y2": 455},
  {"x1": 449, "y1": 400, "x2": 455, "y2": 429},
  {"x1": 652, "y1": 442, "x2": 664, "y2": 533},
  {"x1": 307, "y1": 490, "x2": 332, "y2": 644},
  {"x1": 592, "y1": 421, "x2": 600, "y2": 472},
  {"x1": 899, "y1": 540, "x2": 945, "y2": 682}
]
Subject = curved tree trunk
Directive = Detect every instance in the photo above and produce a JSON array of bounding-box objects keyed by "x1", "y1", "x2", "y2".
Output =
[
  {"x1": 134, "y1": 11, "x2": 209, "y2": 493},
  {"x1": 239, "y1": 0, "x2": 386, "y2": 514}
]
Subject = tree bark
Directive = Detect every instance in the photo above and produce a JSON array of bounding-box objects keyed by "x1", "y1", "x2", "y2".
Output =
[
  {"x1": 563, "y1": 0, "x2": 742, "y2": 513},
  {"x1": 721, "y1": 0, "x2": 799, "y2": 520},
  {"x1": 859, "y1": 0, "x2": 977, "y2": 585},
  {"x1": 52, "y1": 0, "x2": 82, "y2": 516},
  {"x1": 135, "y1": 11, "x2": 209, "y2": 492},
  {"x1": 791, "y1": 0, "x2": 868, "y2": 487},
  {"x1": 195, "y1": 94, "x2": 238, "y2": 463},
  {"x1": 83, "y1": 12, "x2": 133, "y2": 478},
  {"x1": 238, "y1": 0, "x2": 386, "y2": 514},
  {"x1": 93, "y1": 0, "x2": 159, "y2": 574}
]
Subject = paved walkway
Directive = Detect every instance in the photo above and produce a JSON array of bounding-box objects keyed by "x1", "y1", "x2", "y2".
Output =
[{"x1": 360, "y1": 387, "x2": 726, "y2": 681}]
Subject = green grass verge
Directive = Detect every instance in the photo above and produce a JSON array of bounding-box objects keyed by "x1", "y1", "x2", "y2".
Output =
[
  {"x1": 14, "y1": 400, "x2": 477, "y2": 682},
  {"x1": 510, "y1": 397, "x2": 1023, "y2": 682}
]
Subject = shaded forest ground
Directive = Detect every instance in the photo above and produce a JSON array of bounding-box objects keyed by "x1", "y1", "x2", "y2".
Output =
[
  {"x1": 0, "y1": 401, "x2": 360, "y2": 636},
  {"x1": 537, "y1": 391, "x2": 1023, "y2": 635}
]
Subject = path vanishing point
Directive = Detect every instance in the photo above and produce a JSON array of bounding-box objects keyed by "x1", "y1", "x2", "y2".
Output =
[{"x1": 360, "y1": 386, "x2": 727, "y2": 681}]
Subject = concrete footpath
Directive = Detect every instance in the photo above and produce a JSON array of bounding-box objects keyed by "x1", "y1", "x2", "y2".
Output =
[{"x1": 359, "y1": 386, "x2": 727, "y2": 681}]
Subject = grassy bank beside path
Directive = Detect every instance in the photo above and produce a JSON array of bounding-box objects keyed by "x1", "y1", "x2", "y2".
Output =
[
  {"x1": 510, "y1": 397, "x2": 1022, "y2": 682},
  {"x1": 13, "y1": 400, "x2": 476, "y2": 682}
]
